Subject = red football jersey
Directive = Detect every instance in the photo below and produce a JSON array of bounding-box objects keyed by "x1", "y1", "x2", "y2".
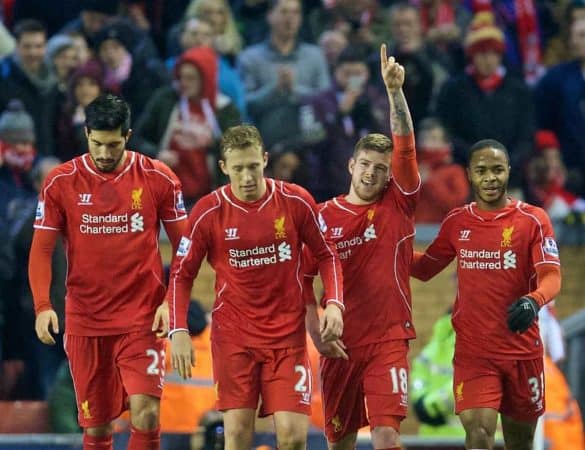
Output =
[
  {"x1": 34, "y1": 151, "x2": 187, "y2": 336},
  {"x1": 167, "y1": 179, "x2": 343, "y2": 348},
  {"x1": 413, "y1": 200, "x2": 560, "y2": 359},
  {"x1": 303, "y1": 134, "x2": 420, "y2": 348}
]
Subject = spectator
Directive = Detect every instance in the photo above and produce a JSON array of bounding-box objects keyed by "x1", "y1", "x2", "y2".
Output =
[
  {"x1": 238, "y1": 0, "x2": 330, "y2": 150},
  {"x1": 60, "y1": 1, "x2": 160, "y2": 62},
  {"x1": 411, "y1": 0, "x2": 471, "y2": 71},
  {"x1": 307, "y1": 0, "x2": 391, "y2": 51},
  {"x1": 45, "y1": 34, "x2": 79, "y2": 106},
  {"x1": 167, "y1": 0, "x2": 243, "y2": 63},
  {"x1": 415, "y1": 117, "x2": 469, "y2": 223},
  {"x1": 55, "y1": 60, "x2": 104, "y2": 161},
  {"x1": 185, "y1": 0, "x2": 243, "y2": 61},
  {"x1": 8, "y1": 156, "x2": 66, "y2": 399},
  {"x1": 543, "y1": 0, "x2": 585, "y2": 66},
  {"x1": 0, "y1": 22, "x2": 15, "y2": 58},
  {"x1": 525, "y1": 130, "x2": 585, "y2": 244},
  {"x1": 385, "y1": 2, "x2": 450, "y2": 126},
  {"x1": 0, "y1": 99, "x2": 37, "y2": 196},
  {"x1": 267, "y1": 150, "x2": 307, "y2": 186},
  {"x1": 435, "y1": 12, "x2": 535, "y2": 190},
  {"x1": 301, "y1": 44, "x2": 389, "y2": 200},
  {"x1": 410, "y1": 311, "x2": 464, "y2": 436},
  {"x1": 538, "y1": 304, "x2": 585, "y2": 450},
  {"x1": 0, "y1": 19, "x2": 58, "y2": 156},
  {"x1": 134, "y1": 46, "x2": 240, "y2": 206},
  {"x1": 0, "y1": 103, "x2": 42, "y2": 400},
  {"x1": 59, "y1": 0, "x2": 119, "y2": 48},
  {"x1": 317, "y1": 29, "x2": 349, "y2": 74},
  {"x1": 536, "y1": 18, "x2": 585, "y2": 197},
  {"x1": 64, "y1": 31, "x2": 92, "y2": 66},
  {"x1": 94, "y1": 21, "x2": 170, "y2": 122},
  {"x1": 165, "y1": 17, "x2": 246, "y2": 117},
  {"x1": 543, "y1": 354, "x2": 585, "y2": 450},
  {"x1": 190, "y1": 410, "x2": 225, "y2": 450},
  {"x1": 47, "y1": 360, "x2": 81, "y2": 432}
]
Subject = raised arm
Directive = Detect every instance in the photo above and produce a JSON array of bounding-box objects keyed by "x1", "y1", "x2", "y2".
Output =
[
  {"x1": 381, "y1": 44, "x2": 414, "y2": 136},
  {"x1": 380, "y1": 44, "x2": 419, "y2": 194}
]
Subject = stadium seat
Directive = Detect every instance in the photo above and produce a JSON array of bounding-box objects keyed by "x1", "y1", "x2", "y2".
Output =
[{"x1": 0, "y1": 401, "x2": 49, "y2": 433}]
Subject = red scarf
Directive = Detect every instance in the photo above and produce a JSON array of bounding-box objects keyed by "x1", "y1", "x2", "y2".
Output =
[
  {"x1": 0, "y1": 140, "x2": 36, "y2": 172},
  {"x1": 514, "y1": 0, "x2": 543, "y2": 84},
  {"x1": 471, "y1": 0, "x2": 543, "y2": 84},
  {"x1": 467, "y1": 64, "x2": 506, "y2": 93}
]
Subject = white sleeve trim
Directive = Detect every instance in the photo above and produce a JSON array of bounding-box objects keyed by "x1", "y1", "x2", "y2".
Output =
[
  {"x1": 162, "y1": 215, "x2": 188, "y2": 223},
  {"x1": 324, "y1": 299, "x2": 345, "y2": 312},
  {"x1": 33, "y1": 225, "x2": 60, "y2": 231},
  {"x1": 168, "y1": 328, "x2": 189, "y2": 338}
]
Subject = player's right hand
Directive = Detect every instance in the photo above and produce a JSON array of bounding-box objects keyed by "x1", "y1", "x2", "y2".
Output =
[
  {"x1": 171, "y1": 330, "x2": 195, "y2": 379},
  {"x1": 35, "y1": 309, "x2": 59, "y2": 345},
  {"x1": 380, "y1": 43, "x2": 405, "y2": 92},
  {"x1": 317, "y1": 339, "x2": 348, "y2": 360}
]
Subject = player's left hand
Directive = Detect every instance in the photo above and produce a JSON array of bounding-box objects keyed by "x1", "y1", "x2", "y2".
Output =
[
  {"x1": 171, "y1": 330, "x2": 195, "y2": 379},
  {"x1": 380, "y1": 43, "x2": 405, "y2": 92},
  {"x1": 507, "y1": 296, "x2": 540, "y2": 333},
  {"x1": 152, "y1": 301, "x2": 169, "y2": 338},
  {"x1": 320, "y1": 303, "x2": 343, "y2": 342}
]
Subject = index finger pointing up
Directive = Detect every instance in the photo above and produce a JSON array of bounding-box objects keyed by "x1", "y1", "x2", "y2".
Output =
[{"x1": 380, "y1": 43, "x2": 387, "y2": 70}]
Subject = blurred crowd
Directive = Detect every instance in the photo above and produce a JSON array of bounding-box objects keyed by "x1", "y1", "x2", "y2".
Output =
[{"x1": 0, "y1": 0, "x2": 585, "y2": 433}]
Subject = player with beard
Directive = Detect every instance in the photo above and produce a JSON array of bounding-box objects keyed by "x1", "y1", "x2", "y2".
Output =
[
  {"x1": 303, "y1": 44, "x2": 420, "y2": 450},
  {"x1": 29, "y1": 94, "x2": 188, "y2": 450},
  {"x1": 411, "y1": 140, "x2": 562, "y2": 450}
]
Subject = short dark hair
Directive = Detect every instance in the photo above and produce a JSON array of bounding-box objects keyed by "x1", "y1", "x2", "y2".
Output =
[
  {"x1": 353, "y1": 133, "x2": 393, "y2": 158},
  {"x1": 467, "y1": 139, "x2": 509, "y2": 166},
  {"x1": 336, "y1": 44, "x2": 370, "y2": 66},
  {"x1": 13, "y1": 19, "x2": 46, "y2": 41},
  {"x1": 220, "y1": 125, "x2": 264, "y2": 159},
  {"x1": 85, "y1": 94, "x2": 131, "y2": 136}
]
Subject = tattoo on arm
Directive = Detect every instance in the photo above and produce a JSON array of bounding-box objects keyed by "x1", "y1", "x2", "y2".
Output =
[{"x1": 389, "y1": 90, "x2": 413, "y2": 135}]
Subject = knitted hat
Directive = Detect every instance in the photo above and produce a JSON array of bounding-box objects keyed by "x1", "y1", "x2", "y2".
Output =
[
  {"x1": 46, "y1": 34, "x2": 76, "y2": 62},
  {"x1": 94, "y1": 21, "x2": 135, "y2": 52},
  {"x1": 464, "y1": 12, "x2": 506, "y2": 57},
  {"x1": 535, "y1": 130, "x2": 560, "y2": 152},
  {"x1": 0, "y1": 99, "x2": 35, "y2": 144}
]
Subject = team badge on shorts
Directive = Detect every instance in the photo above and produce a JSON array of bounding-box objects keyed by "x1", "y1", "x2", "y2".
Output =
[{"x1": 456, "y1": 382, "x2": 464, "y2": 402}]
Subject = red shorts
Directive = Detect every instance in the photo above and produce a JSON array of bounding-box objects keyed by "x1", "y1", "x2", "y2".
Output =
[
  {"x1": 64, "y1": 332, "x2": 165, "y2": 428},
  {"x1": 320, "y1": 340, "x2": 409, "y2": 443},
  {"x1": 453, "y1": 353, "x2": 545, "y2": 422},
  {"x1": 211, "y1": 340, "x2": 311, "y2": 417}
]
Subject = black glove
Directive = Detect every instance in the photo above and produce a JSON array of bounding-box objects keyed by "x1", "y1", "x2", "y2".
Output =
[{"x1": 507, "y1": 296, "x2": 540, "y2": 333}]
